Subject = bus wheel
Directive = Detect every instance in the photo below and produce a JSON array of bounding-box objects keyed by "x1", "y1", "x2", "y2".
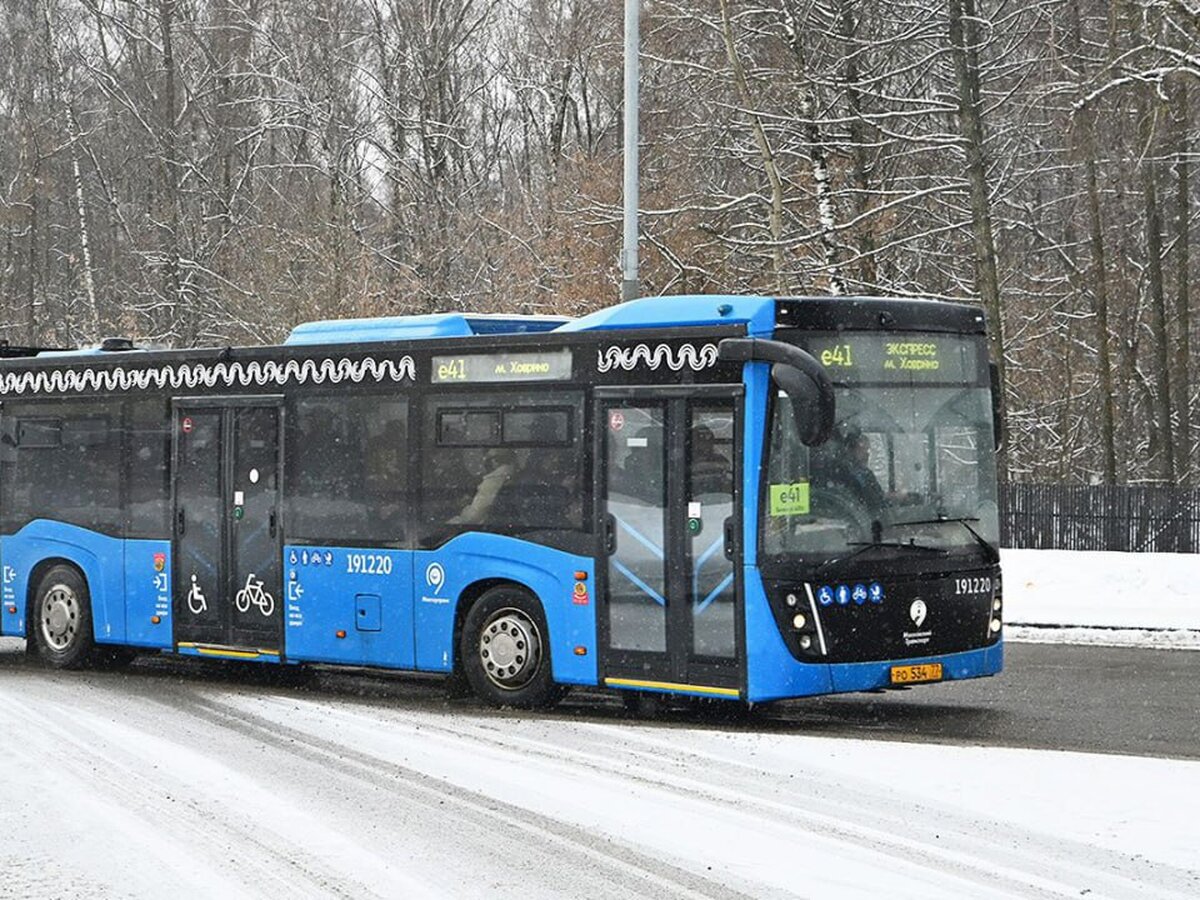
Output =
[
  {"x1": 31, "y1": 565, "x2": 95, "y2": 669},
  {"x1": 461, "y1": 587, "x2": 563, "y2": 709}
]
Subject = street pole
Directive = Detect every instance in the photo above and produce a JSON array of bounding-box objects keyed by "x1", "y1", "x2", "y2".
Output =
[{"x1": 621, "y1": 0, "x2": 639, "y2": 302}]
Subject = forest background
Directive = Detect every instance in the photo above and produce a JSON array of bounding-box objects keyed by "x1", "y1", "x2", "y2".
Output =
[{"x1": 0, "y1": 0, "x2": 1196, "y2": 486}]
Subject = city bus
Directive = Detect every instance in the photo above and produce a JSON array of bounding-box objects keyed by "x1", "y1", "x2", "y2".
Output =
[{"x1": 0, "y1": 295, "x2": 1003, "y2": 707}]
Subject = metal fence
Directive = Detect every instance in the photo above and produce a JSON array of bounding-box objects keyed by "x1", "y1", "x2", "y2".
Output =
[{"x1": 1000, "y1": 483, "x2": 1200, "y2": 553}]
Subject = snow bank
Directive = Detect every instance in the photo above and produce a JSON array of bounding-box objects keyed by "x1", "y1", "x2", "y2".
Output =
[
  {"x1": 1001, "y1": 548, "x2": 1198, "y2": 630},
  {"x1": 1000, "y1": 548, "x2": 1200, "y2": 647}
]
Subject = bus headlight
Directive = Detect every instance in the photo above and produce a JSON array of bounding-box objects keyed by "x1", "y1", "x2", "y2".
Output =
[
  {"x1": 792, "y1": 613, "x2": 806, "y2": 630},
  {"x1": 798, "y1": 634, "x2": 812, "y2": 650},
  {"x1": 989, "y1": 618, "x2": 1002, "y2": 634}
]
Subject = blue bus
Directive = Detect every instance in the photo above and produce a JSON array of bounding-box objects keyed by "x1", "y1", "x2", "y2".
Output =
[{"x1": 0, "y1": 295, "x2": 1002, "y2": 707}]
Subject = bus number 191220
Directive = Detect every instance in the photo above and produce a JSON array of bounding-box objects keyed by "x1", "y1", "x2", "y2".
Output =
[{"x1": 346, "y1": 553, "x2": 393, "y2": 575}]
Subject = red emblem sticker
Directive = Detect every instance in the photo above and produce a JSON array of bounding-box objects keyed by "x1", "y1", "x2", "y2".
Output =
[
  {"x1": 181, "y1": 417, "x2": 193, "y2": 434},
  {"x1": 572, "y1": 582, "x2": 590, "y2": 605},
  {"x1": 609, "y1": 411, "x2": 625, "y2": 432},
  {"x1": 153, "y1": 552, "x2": 166, "y2": 572}
]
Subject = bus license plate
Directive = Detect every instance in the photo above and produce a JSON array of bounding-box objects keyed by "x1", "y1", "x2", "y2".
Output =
[{"x1": 890, "y1": 663, "x2": 943, "y2": 685}]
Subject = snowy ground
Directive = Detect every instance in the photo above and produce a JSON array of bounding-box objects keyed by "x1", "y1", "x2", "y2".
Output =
[
  {"x1": 1002, "y1": 549, "x2": 1200, "y2": 649},
  {"x1": 2, "y1": 550, "x2": 1197, "y2": 898},
  {"x1": 0, "y1": 666, "x2": 1196, "y2": 900}
]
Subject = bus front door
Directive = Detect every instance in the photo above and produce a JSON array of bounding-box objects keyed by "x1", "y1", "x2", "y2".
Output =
[
  {"x1": 597, "y1": 389, "x2": 742, "y2": 699},
  {"x1": 173, "y1": 401, "x2": 283, "y2": 653}
]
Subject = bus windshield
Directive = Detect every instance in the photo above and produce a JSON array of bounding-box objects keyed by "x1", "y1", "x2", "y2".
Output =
[{"x1": 761, "y1": 331, "x2": 999, "y2": 571}]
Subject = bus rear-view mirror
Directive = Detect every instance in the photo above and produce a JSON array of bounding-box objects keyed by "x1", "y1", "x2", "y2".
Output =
[
  {"x1": 717, "y1": 337, "x2": 835, "y2": 447},
  {"x1": 771, "y1": 362, "x2": 831, "y2": 446}
]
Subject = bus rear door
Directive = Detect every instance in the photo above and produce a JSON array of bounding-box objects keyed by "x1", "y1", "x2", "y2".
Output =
[
  {"x1": 172, "y1": 399, "x2": 283, "y2": 654},
  {"x1": 596, "y1": 387, "x2": 743, "y2": 699}
]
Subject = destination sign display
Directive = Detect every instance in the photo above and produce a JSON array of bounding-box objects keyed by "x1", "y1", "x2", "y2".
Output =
[
  {"x1": 431, "y1": 348, "x2": 572, "y2": 384},
  {"x1": 802, "y1": 333, "x2": 980, "y2": 384}
]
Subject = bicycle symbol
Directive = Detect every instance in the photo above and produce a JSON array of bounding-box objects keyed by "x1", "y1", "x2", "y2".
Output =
[
  {"x1": 187, "y1": 574, "x2": 208, "y2": 615},
  {"x1": 235, "y1": 573, "x2": 275, "y2": 617}
]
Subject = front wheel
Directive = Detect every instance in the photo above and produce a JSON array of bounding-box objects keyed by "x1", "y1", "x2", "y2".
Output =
[
  {"x1": 460, "y1": 586, "x2": 564, "y2": 709},
  {"x1": 31, "y1": 565, "x2": 95, "y2": 669}
]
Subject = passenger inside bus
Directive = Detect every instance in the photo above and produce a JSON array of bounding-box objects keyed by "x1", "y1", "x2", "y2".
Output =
[{"x1": 450, "y1": 447, "x2": 519, "y2": 525}]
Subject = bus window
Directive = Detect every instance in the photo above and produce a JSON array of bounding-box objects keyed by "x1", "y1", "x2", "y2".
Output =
[
  {"x1": 287, "y1": 395, "x2": 408, "y2": 544},
  {"x1": 421, "y1": 394, "x2": 582, "y2": 543},
  {"x1": 0, "y1": 403, "x2": 122, "y2": 536},
  {"x1": 127, "y1": 399, "x2": 172, "y2": 537}
]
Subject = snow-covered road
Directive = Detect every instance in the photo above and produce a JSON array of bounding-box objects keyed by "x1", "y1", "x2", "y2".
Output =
[{"x1": 2, "y1": 656, "x2": 1197, "y2": 900}]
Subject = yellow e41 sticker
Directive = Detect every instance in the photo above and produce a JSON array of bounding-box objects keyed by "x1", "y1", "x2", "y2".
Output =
[{"x1": 769, "y1": 481, "x2": 810, "y2": 516}]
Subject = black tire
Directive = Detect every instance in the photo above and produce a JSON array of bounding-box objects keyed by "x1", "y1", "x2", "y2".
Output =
[
  {"x1": 30, "y1": 564, "x2": 95, "y2": 669},
  {"x1": 92, "y1": 646, "x2": 138, "y2": 671},
  {"x1": 620, "y1": 690, "x2": 666, "y2": 718},
  {"x1": 460, "y1": 586, "x2": 564, "y2": 709}
]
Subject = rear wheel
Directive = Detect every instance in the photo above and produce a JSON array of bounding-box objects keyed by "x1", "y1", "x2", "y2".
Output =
[
  {"x1": 31, "y1": 565, "x2": 95, "y2": 669},
  {"x1": 461, "y1": 586, "x2": 564, "y2": 709}
]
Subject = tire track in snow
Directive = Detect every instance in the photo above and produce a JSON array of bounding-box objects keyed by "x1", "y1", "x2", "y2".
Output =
[
  {"x1": 0, "y1": 854, "x2": 124, "y2": 900},
  {"x1": 237, "y1": 694, "x2": 1194, "y2": 900},
  {"x1": 0, "y1": 692, "x2": 390, "y2": 900},
  {"x1": 144, "y1": 688, "x2": 753, "y2": 900},
  {"x1": 423, "y1": 715, "x2": 1198, "y2": 900}
]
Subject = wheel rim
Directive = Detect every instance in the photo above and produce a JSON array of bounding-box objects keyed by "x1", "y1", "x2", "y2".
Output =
[
  {"x1": 40, "y1": 583, "x2": 80, "y2": 652},
  {"x1": 478, "y1": 607, "x2": 542, "y2": 692}
]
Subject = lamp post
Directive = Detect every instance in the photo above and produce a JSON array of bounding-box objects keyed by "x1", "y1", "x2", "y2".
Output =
[{"x1": 621, "y1": 0, "x2": 639, "y2": 302}]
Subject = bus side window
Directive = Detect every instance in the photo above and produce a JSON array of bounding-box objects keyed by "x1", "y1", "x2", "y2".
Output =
[
  {"x1": 0, "y1": 403, "x2": 122, "y2": 536},
  {"x1": 287, "y1": 395, "x2": 408, "y2": 545},
  {"x1": 127, "y1": 399, "x2": 171, "y2": 537},
  {"x1": 421, "y1": 395, "x2": 582, "y2": 545}
]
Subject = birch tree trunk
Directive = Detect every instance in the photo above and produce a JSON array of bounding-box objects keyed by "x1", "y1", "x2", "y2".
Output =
[
  {"x1": 779, "y1": 0, "x2": 845, "y2": 295},
  {"x1": 42, "y1": 0, "x2": 99, "y2": 339}
]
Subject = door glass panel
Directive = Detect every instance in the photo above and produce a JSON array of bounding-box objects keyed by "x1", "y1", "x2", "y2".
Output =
[
  {"x1": 230, "y1": 408, "x2": 281, "y2": 636},
  {"x1": 688, "y1": 404, "x2": 736, "y2": 658},
  {"x1": 604, "y1": 405, "x2": 666, "y2": 653},
  {"x1": 175, "y1": 410, "x2": 222, "y2": 636}
]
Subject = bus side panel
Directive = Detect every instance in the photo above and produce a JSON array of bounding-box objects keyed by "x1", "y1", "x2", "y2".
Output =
[
  {"x1": 123, "y1": 539, "x2": 173, "y2": 648},
  {"x1": 284, "y1": 546, "x2": 415, "y2": 668},
  {"x1": 0, "y1": 520, "x2": 126, "y2": 644},
  {"x1": 0, "y1": 543, "x2": 14, "y2": 637},
  {"x1": 740, "y1": 361, "x2": 834, "y2": 702},
  {"x1": 415, "y1": 534, "x2": 597, "y2": 685}
]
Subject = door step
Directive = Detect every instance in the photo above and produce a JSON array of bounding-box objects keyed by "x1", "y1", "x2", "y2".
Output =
[
  {"x1": 604, "y1": 677, "x2": 739, "y2": 698},
  {"x1": 176, "y1": 642, "x2": 280, "y2": 661}
]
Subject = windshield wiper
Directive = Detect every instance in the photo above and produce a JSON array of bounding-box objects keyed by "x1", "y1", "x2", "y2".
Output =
[
  {"x1": 812, "y1": 538, "x2": 948, "y2": 578},
  {"x1": 886, "y1": 514, "x2": 1000, "y2": 564}
]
